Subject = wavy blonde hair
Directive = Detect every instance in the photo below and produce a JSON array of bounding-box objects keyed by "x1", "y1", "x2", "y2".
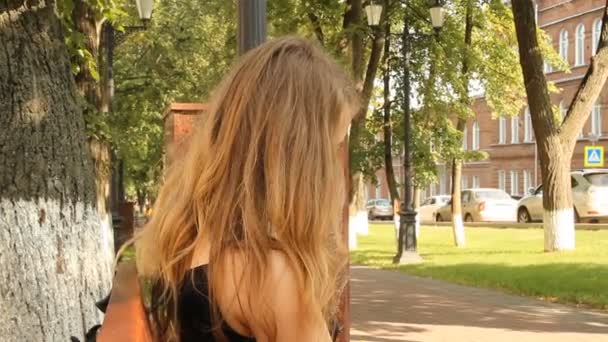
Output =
[{"x1": 135, "y1": 36, "x2": 357, "y2": 341}]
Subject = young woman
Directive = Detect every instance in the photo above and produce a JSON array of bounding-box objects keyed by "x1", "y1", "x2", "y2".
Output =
[{"x1": 135, "y1": 36, "x2": 358, "y2": 342}]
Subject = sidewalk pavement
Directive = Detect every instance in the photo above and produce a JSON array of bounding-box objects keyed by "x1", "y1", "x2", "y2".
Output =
[{"x1": 350, "y1": 266, "x2": 608, "y2": 342}]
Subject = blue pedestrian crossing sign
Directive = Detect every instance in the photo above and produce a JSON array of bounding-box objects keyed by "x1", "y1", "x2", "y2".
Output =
[{"x1": 584, "y1": 146, "x2": 604, "y2": 167}]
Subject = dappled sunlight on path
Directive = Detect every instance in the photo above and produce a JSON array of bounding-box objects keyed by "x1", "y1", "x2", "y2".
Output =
[{"x1": 350, "y1": 266, "x2": 608, "y2": 342}]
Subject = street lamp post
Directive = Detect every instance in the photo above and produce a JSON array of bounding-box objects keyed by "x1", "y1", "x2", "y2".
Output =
[
  {"x1": 394, "y1": 1, "x2": 444, "y2": 264},
  {"x1": 237, "y1": 0, "x2": 267, "y2": 55}
]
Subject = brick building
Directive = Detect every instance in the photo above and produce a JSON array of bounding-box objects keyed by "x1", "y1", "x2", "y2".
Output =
[{"x1": 367, "y1": 0, "x2": 608, "y2": 201}]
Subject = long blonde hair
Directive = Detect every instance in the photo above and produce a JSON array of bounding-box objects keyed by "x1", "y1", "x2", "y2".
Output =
[{"x1": 135, "y1": 36, "x2": 357, "y2": 341}]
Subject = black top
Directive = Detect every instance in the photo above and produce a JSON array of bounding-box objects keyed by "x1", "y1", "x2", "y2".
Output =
[{"x1": 178, "y1": 265, "x2": 256, "y2": 342}]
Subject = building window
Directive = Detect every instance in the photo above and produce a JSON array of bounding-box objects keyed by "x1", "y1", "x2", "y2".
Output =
[
  {"x1": 560, "y1": 29, "x2": 569, "y2": 64},
  {"x1": 472, "y1": 175, "x2": 480, "y2": 189},
  {"x1": 511, "y1": 116, "x2": 519, "y2": 143},
  {"x1": 472, "y1": 121, "x2": 480, "y2": 150},
  {"x1": 462, "y1": 126, "x2": 468, "y2": 150},
  {"x1": 375, "y1": 179, "x2": 382, "y2": 199},
  {"x1": 592, "y1": 102, "x2": 602, "y2": 137},
  {"x1": 523, "y1": 170, "x2": 532, "y2": 194},
  {"x1": 510, "y1": 170, "x2": 519, "y2": 195},
  {"x1": 544, "y1": 36, "x2": 554, "y2": 73},
  {"x1": 560, "y1": 100, "x2": 566, "y2": 122},
  {"x1": 593, "y1": 18, "x2": 602, "y2": 55},
  {"x1": 498, "y1": 170, "x2": 506, "y2": 192},
  {"x1": 461, "y1": 176, "x2": 468, "y2": 190},
  {"x1": 524, "y1": 108, "x2": 533, "y2": 142},
  {"x1": 498, "y1": 117, "x2": 506, "y2": 144},
  {"x1": 575, "y1": 24, "x2": 585, "y2": 66}
]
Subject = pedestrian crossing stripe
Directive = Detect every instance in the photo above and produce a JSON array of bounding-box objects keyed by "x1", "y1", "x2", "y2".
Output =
[{"x1": 584, "y1": 146, "x2": 604, "y2": 167}]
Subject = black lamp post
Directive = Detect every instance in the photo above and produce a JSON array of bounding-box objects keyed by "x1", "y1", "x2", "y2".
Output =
[
  {"x1": 393, "y1": 0, "x2": 444, "y2": 264},
  {"x1": 237, "y1": 0, "x2": 267, "y2": 55}
]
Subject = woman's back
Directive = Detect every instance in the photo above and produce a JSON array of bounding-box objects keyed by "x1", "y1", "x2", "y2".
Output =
[
  {"x1": 136, "y1": 36, "x2": 356, "y2": 341},
  {"x1": 178, "y1": 265, "x2": 255, "y2": 342}
]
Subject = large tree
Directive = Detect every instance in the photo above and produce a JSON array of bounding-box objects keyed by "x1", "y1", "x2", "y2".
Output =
[
  {"x1": 0, "y1": 1, "x2": 113, "y2": 341},
  {"x1": 512, "y1": 0, "x2": 608, "y2": 251}
]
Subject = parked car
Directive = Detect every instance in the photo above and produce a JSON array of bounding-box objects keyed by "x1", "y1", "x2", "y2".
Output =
[
  {"x1": 419, "y1": 195, "x2": 450, "y2": 222},
  {"x1": 367, "y1": 198, "x2": 393, "y2": 220},
  {"x1": 517, "y1": 169, "x2": 608, "y2": 223},
  {"x1": 435, "y1": 188, "x2": 517, "y2": 222}
]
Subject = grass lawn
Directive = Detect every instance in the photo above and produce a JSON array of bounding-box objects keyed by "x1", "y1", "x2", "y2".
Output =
[{"x1": 350, "y1": 224, "x2": 608, "y2": 310}]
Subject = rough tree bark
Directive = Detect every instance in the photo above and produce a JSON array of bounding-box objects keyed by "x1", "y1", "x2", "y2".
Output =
[
  {"x1": 0, "y1": 2, "x2": 113, "y2": 341},
  {"x1": 450, "y1": 0, "x2": 474, "y2": 247},
  {"x1": 73, "y1": 0, "x2": 114, "y2": 253},
  {"x1": 382, "y1": 7, "x2": 400, "y2": 204},
  {"x1": 512, "y1": 0, "x2": 608, "y2": 251}
]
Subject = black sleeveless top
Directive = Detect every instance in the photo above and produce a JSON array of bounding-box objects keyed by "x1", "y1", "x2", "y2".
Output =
[{"x1": 178, "y1": 265, "x2": 256, "y2": 342}]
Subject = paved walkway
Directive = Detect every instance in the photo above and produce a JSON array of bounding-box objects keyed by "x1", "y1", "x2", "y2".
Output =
[{"x1": 350, "y1": 266, "x2": 608, "y2": 342}]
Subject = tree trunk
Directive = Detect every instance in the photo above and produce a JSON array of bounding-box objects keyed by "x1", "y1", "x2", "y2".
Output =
[
  {"x1": 413, "y1": 187, "x2": 421, "y2": 239},
  {"x1": 450, "y1": 152, "x2": 466, "y2": 246},
  {"x1": 0, "y1": 3, "x2": 113, "y2": 341},
  {"x1": 450, "y1": 0, "x2": 474, "y2": 247},
  {"x1": 382, "y1": 14, "x2": 400, "y2": 204},
  {"x1": 136, "y1": 188, "x2": 146, "y2": 215},
  {"x1": 73, "y1": 0, "x2": 114, "y2": 255},
  {"x1": 512, "y1": 0, "x2": 608, "y2": 251},
  {"x1": 345, "y1": 0, "x2": 386, "y2": 235}
]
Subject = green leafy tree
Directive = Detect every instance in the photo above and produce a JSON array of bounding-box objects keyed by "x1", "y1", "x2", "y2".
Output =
[{"x1": 111, "y1": 0, "x2": 235, "y2": 204}]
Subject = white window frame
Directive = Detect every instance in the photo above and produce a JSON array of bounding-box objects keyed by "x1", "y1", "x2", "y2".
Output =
[
  {"x1": 461, "y1": 176, "x2": 468, "y2": 190},
  {"x1": 544, "y1": 37, "x2": 553, "y2": 73},
  {"x1": 575, "y1": 24, "x2": 585, "y2": 66},
  {"x1": 511, "y1": 116, "x2": 519, "y2": 144},
  {"x1": 523, "y1": 170, "x2": 531, "y2": 194},
  {"x1": 499, "y1": 117, "x2": 506, "y2": 144},
  {"x1": 463, "y1": 125, "x2": 468, "y2": 150},
  {"x1": 524, "y1": 108, "x2": 533, "y2": 142},
  {"x1": 498, "y1": 170, "x2": 506, "y2": 192},
  {"x1": 472, "y1": 175, "x2": 480, "y2": 189},
  {"x1": 560, "y1": 29, "x2": 569, "y2": 64},
  {"x1": 472, "y1": 121, "x2": 480, "y2": 150},
  {"x1": 510, "y1": 170, "x2": 519, "y2": 196},
  {"x1": 376, "y1": 179, "x2": 382, "y2": 199},
  {"x1": 592, "y1": 102, "x2": 602, "y2": 137},
  {"x1": 593, "y1": 18, "x2": 602, "y2": 56}
]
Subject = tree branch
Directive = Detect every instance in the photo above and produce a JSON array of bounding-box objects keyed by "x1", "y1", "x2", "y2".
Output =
[
  {"x1": 560, "y1": 0, "x2": 608, "y2": 144},
  {"x1": 307, "y1": 11, "x2": 325, "y2": 46},
  {"x1": 511, "y1": 0, "x2": 558, "y2": 143}
]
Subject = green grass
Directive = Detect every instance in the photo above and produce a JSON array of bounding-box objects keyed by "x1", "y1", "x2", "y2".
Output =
[{"x1": 351, "y1": 224, "x2": 608, "y2": 310}]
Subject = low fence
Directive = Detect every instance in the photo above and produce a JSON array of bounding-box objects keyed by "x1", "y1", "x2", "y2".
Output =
[{"x1": 370, "y1": 220, "x2": 608, "y2": 231}]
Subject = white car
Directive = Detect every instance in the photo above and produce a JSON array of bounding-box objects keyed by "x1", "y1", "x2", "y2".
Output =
[
  {"x1": 419, "y1": 195, "x2": 450, "y2": 222},
  {"x1": 435, "y1": 188, "x2": 517, "y2": 222},
  {"x1": 517, "y1": 169, "x2": 608, "y2": 223}
]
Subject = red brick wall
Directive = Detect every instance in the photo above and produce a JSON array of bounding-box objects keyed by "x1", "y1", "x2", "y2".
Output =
[{"x1": 163, "y1": 103, "x2": 207, "y2": 166}]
